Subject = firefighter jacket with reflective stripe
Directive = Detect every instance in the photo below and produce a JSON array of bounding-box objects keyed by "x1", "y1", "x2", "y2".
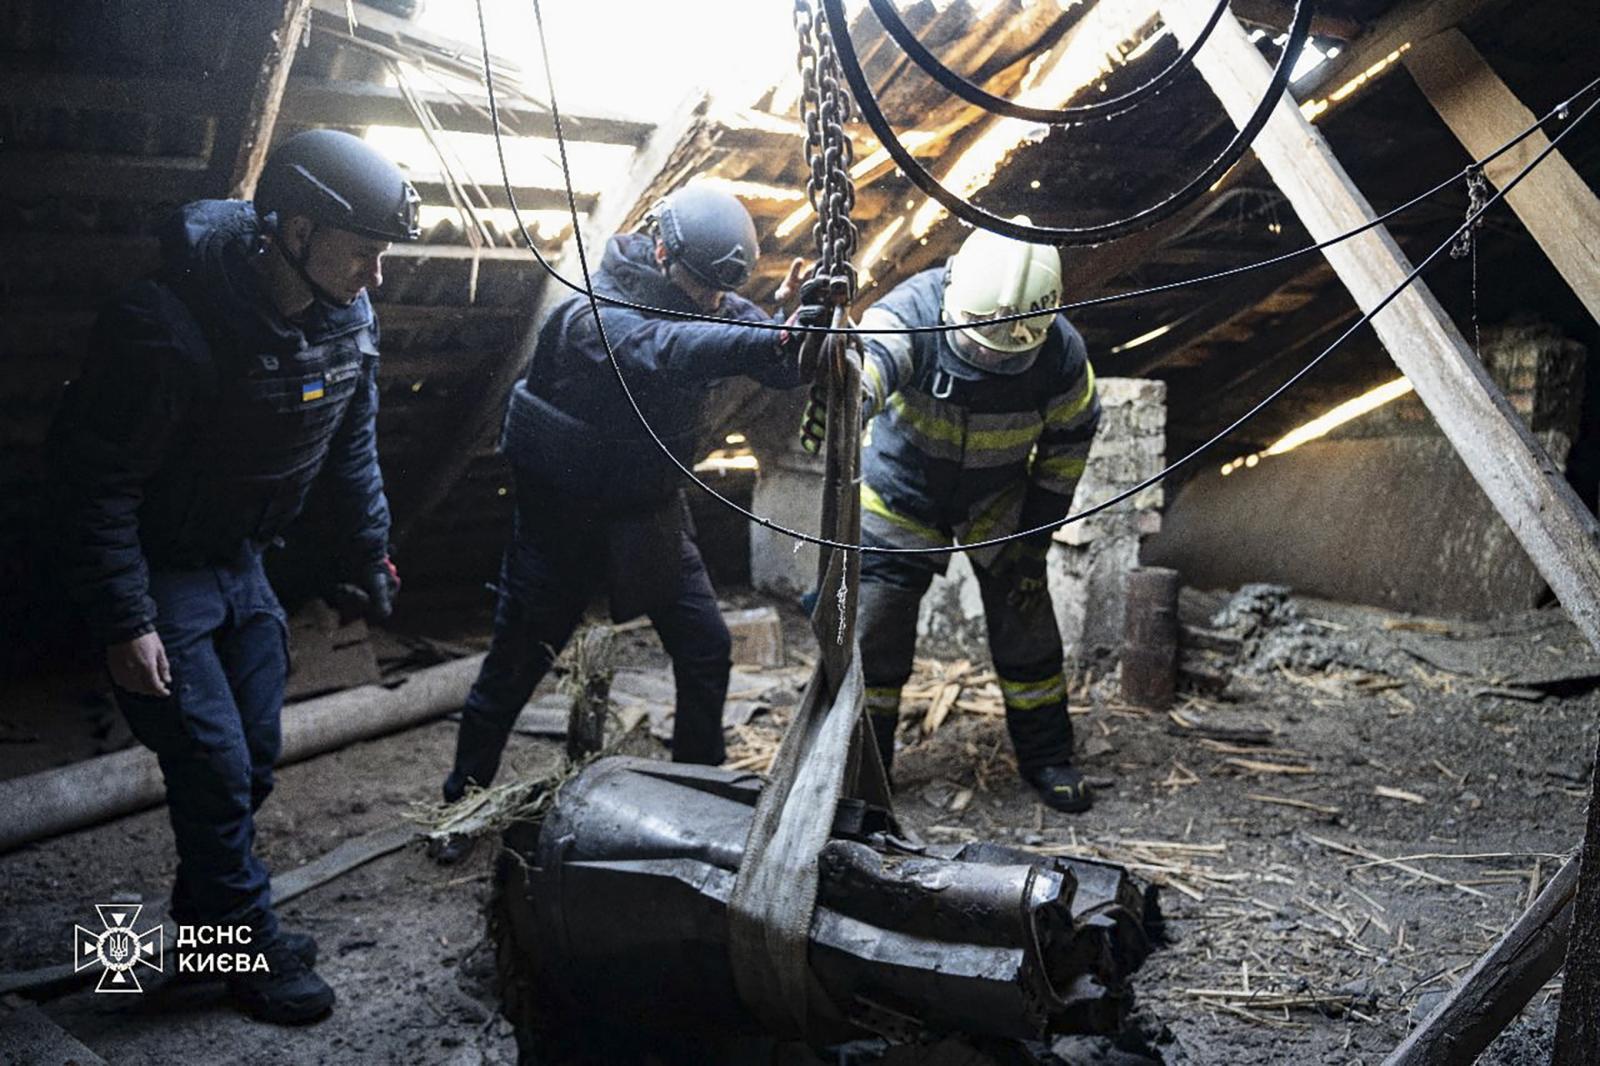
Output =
[
  {"x1": 57, "y1": 200, "x2": 391, "y2": 643},
  {"x1": 857, "y1": 268, "x2": 1100, "y2": 566},
  {"x1": 500, "y1": 232, "x2": 801, "y2": 512}
]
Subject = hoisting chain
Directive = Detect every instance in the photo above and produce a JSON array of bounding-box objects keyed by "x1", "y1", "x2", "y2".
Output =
[{"x1": 794, "y1": 0, "x2": 859, "y2": 305}]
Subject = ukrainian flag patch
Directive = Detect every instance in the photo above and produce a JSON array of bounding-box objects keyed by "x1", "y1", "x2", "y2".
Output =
[{"x1": 301, "y1": 379, "x2": 326, "y2": 402}]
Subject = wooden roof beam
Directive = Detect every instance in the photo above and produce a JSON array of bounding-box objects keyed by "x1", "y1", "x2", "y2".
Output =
[
  {"x1": 1404, "y1": 28, "x2": 1600, "y2": 329},
  {"x1": 282, "y1": 78, "x2": 654, "y2": 146}
]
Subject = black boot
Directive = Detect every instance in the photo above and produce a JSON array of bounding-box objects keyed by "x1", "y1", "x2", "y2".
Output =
[
  {"x1": 1026, "y1": 763, "x2": 1094, "y2": 813},
  {"x1": 227, "y1": 933, "x2": 335, "y2": 1025}
]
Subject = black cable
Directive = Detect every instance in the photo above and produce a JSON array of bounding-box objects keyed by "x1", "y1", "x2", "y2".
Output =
[
  {"x1": 868, "y1": 0, "x2": 1231, "y2": 125},
  {"x1": 478, "y1": 15, "x2": 1599, "y2": 345},
  {"x1": 506, "y1": 0, "x2": 1598, "y2": 556},
  {"x1": 826, "y1": 0, "x2": 1314, "y2": 245}
]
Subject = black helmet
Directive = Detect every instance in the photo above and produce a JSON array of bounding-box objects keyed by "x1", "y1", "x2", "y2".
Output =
[
  {"x1": 256, "y1": 129, "x2": 421, "y2": 242},
  {"x1": 647, "y1": 184, "x2": 759, "y2": 291}
]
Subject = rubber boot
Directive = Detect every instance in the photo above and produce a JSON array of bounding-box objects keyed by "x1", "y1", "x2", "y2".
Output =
[{"x1": 868, "y1": 711, "x2": 899, "y2": 789}]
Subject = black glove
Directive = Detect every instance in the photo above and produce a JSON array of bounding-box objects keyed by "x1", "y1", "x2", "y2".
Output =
[
  {"x1": 777, "y1": 275, "x2": 833, "y2": 362},
  {"x1": 993, "y1": 536, "x2": 1052, "y2": 613},
  {"x1": 330, "y1": 557, "x2": 400, "y2": 625}
]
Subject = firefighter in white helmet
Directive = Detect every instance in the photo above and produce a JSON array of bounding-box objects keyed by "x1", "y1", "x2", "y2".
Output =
[{"x1": 802, "y1": 222, "x2": 1101, "y2": 811}]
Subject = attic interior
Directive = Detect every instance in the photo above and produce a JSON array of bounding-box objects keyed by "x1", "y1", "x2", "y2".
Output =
[{"x1": 3, "y1": 0, "x2": 1600, "y2": 1063}]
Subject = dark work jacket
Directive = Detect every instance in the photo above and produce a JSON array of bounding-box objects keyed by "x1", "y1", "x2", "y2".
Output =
[
  {"x1": 500, "y1": 233, "x2": 800, "y2": 618},
  {"x1": 856, "y1": 268, "x2": 1100, "y2": 567},
  {"x1": 56, "y1": 200, "x2": 391, "y2": 643},
  {"x1": 502, "y1": 232, "x2": 800, "y2": 510}
]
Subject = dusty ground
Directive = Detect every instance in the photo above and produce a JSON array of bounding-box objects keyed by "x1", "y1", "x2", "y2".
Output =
[{"x1": 2, "y1": 588, "x2": 1595, "y2": 1064}]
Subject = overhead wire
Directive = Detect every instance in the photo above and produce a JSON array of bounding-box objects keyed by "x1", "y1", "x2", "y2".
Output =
[
  {"x1": 477, "y1": 53, "x2": 1600, "y2": 341},
  {"x1": 483, "y1": 0, "x2": 1599, "y2": 556},
  {"x1": 824, "y1": 0, "x2": 1315, "y2": 245}
]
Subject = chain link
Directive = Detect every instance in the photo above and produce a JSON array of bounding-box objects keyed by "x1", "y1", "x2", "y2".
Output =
[{"x1": 793, "y1": 0, "x2": 858, "y2": 305}]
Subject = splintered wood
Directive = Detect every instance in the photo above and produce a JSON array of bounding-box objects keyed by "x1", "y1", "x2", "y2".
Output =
[{"x1": 902, "y1": 658, "x2": 1005, "y2": 732}]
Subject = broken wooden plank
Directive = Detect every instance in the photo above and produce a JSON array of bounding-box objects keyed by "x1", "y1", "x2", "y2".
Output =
[
  {"x1": 1405, "y1": 28, "x2": 1600, "y2": 328},
  {"x1": 224, "y1": 0, "x2": 314, "y2": 199},
  {"x1": 282, "y1": 77, "x2": 653, "y2": 146},
  {"x1": 1384, "y1": 854, "x2": 1578, "y2": 1065}
]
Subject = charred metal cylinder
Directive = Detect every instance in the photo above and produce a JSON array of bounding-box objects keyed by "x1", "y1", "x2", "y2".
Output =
[
  {"x1": 494, "y1": 757, "x2": 1151, "y2": 1050},
  {"x1": 1121, "y1": 566, "x2": 1181, "y2": 709}
]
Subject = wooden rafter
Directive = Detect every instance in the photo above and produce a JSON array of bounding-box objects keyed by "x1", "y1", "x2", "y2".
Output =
[
  {"x1": 1405, "y1": 28, "x2": 1600, "y2": 328},
  {"x1": 1162, "y1": 8, "x2": 1600, "y2": 1062},
  {"x1": 221, "y1": 0, "x2": 315, "y2": 200}
]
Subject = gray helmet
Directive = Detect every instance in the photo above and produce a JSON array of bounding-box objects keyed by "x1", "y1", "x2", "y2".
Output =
[
  {"x1": 647, "y1": 184, "x2": 759, "y2": 291},
  {"x1": 255, "y1": 129, "x2": 421, "y2": 242}
]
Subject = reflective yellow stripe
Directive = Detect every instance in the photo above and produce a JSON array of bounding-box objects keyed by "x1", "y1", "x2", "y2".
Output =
[
  {"x1": 1044, "y1": 362, "x2": 1097, "y2": 428},
  {"x1": 888, "y1": 391, "x2": 961, "y2": 446},
  {"x1": 999, "y1": 673, "x2": 1067, "y2": 712},
  {"x1": 861, "y1": 482, "x2": 946, "y2": 546},
  {"x1": 959, "y1": 483, "x2": 1024, "y2": 546},
  {"x1": 1034, "y1": 454, "x2": 1086, "y2": 482},
  {"x1": 863, "y1": 359, "x2": 888, "y2": 414}
]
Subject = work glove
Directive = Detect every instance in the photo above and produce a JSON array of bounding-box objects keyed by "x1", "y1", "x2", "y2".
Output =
[
  {"x1": 798, "y1": 383, "x2": 829, "y2": 456},
  {"x1": 330, "y1": 556, "x2": 401, "y2": 625},
  {"x1": 993, "y1": 535, "x2": 1052, "y2": 613},
  {"x1": 777, "y1": 275, "x2": 833, "y2": 370}
]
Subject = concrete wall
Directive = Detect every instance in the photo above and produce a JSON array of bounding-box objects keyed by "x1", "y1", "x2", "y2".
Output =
[{"x1": 1145, "y1": 320, "x2": 1587, "y2": 619}]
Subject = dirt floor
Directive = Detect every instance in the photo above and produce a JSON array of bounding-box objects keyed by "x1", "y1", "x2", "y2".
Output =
[{"x1": 2, "y1": 586, "x2": 1595, "y2": 1064}]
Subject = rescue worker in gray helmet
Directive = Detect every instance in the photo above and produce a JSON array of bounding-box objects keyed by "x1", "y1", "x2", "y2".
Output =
[
  {"x1": 433, "y1": 183, "x2": 815, "y2": 861},
  {"x1": 802, "y1": 222, "x2": 1101, "y2": 812},
  {"x1": 54, "y1": 128, "x2": 418, "y2": 1023}
]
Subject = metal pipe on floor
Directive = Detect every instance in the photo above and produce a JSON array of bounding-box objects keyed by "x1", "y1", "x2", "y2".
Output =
[{"x1": 0, "y1": 654, "x2": 484, "y2": 853}]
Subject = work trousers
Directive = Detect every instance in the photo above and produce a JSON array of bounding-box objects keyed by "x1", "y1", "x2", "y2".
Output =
[
  {"x1": 444, "y1": 502, "x2": 732, "y2": 802},
  {"x1": 111, "y1": 547, "x2": 286, "y2": 940},
  {"x1": 858, "y1": 534, "x2": 1074, "y2": 776}
]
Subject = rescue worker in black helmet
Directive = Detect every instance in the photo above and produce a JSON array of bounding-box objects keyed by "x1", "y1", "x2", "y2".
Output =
[
  {"x1": 432, "y1": 183, "x2": 815, "y2": 860},
  {"x1": 802, "y1": 222, "x2": 1102, "y2": 812},
  {"x1": 54, "y1": 128, "x2": 419, "y2": 1023}
]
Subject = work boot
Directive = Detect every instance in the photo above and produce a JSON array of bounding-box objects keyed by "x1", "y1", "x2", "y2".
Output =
[
  {"x1": 1027, "y1": 763, "x2": 1093, "y2": 813},
  {"x1": 168, "y1": 930, "x2": 316, "y2": 986},
  {"x1": 228, "y1": 934, "x2": 336, "y2": 1025}
]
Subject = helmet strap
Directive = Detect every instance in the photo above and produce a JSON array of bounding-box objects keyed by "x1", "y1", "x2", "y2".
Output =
[{"x1": 278, "y1": 221, "x2": 356, "y2": 310}]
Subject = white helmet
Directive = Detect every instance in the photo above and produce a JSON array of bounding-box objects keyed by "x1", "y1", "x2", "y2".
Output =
[{"x1": 942, "y1": 220, "x2": 1063, "y2": 370}]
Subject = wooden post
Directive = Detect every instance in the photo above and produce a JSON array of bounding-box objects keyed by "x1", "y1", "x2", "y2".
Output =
[
  {"x1": 1404, "y1": 28, "x2": 1600, "y2": 328},
  {"x1": 1160, "y1": 6, "x2": 1600, "y2": 1062},
  {"x1": 392, "y1": 95, "x2": 695, "y2": 548},
  {"x1": 1384, "y1": 854, "x2": 1578, "y2": 1064},
  {"x1": 216, "y1": 0, "x2": 315, "y2": 200},
  {"x1": 1121, "y1": 567, "x2": 1180, "y2": 709}
]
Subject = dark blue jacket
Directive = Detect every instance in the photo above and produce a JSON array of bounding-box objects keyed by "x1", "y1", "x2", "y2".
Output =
[
  {"x1": 57, "y1": 200, "x2": 391, "y2": 643},
  {"x1": 501, "y1": 232, "x2": 800, "y2": 511}
]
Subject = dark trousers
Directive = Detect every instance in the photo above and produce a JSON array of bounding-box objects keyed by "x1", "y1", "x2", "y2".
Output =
[
  {"x1": 858, "y1": 535, "x2": 1073, "y2": 775},
  {"x1": 445, "y1": 508, "x2": 731, "y2": 801},
  {"x1": 112, "y1": 548, "x2": 286, "y2": 939}
]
